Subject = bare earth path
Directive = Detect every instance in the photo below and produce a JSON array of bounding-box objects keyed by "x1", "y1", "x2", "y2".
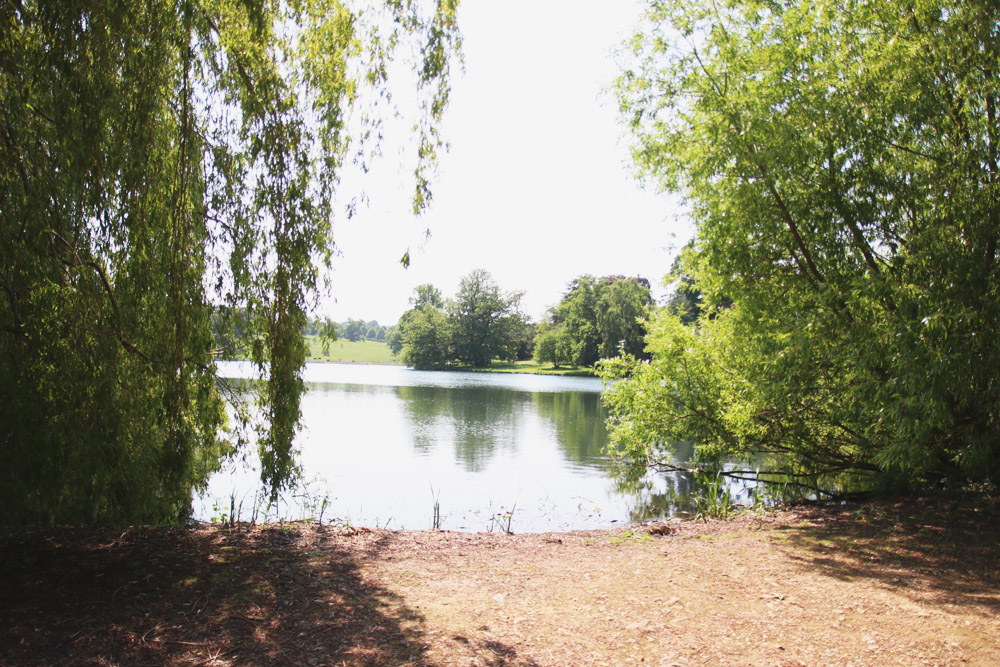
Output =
[{"x1": 2, "y1": 496, "x2": 998, "y2": 666}]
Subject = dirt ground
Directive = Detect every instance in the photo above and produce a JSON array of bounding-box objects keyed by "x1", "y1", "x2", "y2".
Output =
[{"x1": 2, "y1": 495, "x2": 998, "y2": 666}]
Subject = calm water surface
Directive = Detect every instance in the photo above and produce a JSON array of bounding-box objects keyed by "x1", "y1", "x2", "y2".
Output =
[{"x1": 195, "y1": 362, "x2": 709, "y2": 532}]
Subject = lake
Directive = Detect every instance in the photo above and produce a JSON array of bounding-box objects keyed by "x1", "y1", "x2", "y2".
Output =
[{"x1": 194, "y1": 362, "x2": 720, "y2": 532}]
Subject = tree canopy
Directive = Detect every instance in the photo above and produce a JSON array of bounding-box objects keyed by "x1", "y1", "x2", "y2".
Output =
[
  {"x1": 0, "y1": 0, "x2": 459, "y2": 524},
  {"x1": 448, "y1": 269, "x2": 525, "y2": 368},
  {"x1": 399, "y1": 305, "x2": 452, "y2": 369},
  {"x1": 602, "y1": 0, "x2": 1000, "y2": 492},
  {"x1": 410, "y1": 283, "x2": 444, "y2": 310},
  {"x1": 394, "y1": 271, "x2": 527, "y2": 370},
  {"x1": 537, "y1": 275, "x2": 653, "y2": 368}
]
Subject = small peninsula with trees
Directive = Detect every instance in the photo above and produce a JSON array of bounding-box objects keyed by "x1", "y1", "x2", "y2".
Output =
[{"x1": 381, "y1": 270, "x2": 654, "y2": 373}]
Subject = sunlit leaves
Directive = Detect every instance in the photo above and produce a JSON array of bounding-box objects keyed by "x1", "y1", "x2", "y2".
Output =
[
  {"x1": 546, "y1": 276, "x2": 653, "y2": 368},
  {"x1": 609, "y1": 0, "x2": 1000, "y2": 490}
]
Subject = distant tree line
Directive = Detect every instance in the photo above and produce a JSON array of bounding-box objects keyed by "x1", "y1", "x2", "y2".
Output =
[{"x1": 308, "y1": 318, "x2": 390, "y2": 343}]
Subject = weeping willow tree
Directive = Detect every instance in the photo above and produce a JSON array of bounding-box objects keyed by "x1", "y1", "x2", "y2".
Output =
[
  {"x1": 603, "y1": 0, "x2": 1000, "y2": 494},
  {"x1": 0, "y1": 0, "x2": 459, "y2": 525}
]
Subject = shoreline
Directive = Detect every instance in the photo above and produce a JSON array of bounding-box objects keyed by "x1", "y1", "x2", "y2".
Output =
[
  {"x1": 231, "y1": 356, "x2": 599, "y2": 377},
  {"x1": 308, "y1": 358, "x2": 597, "y2": 377},
  {"x1": 4, "y1": 495, "x2": 997, "y2": 666}
]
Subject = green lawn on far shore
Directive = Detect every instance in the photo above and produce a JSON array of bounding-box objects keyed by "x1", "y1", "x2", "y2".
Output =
[{"x1": 305, "y1": 336, "x2": 400, "y2": 364}]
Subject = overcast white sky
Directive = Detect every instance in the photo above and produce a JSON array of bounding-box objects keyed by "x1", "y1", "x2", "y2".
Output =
[{"x1": 322, "y1": 0, "x2": 692, "y2": 325}]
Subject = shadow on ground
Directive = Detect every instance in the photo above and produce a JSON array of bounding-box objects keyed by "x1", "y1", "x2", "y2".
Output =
[
  {"x1": 1, "y1": 524, "x2": 429, "y2": 666},
  {"x1": 775, "y1": 494, "x2": 1000, "y2": 616}
]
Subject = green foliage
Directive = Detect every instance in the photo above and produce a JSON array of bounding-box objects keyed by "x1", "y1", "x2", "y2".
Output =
[
  {"x1": 532, "y1": 326, "x2": 574, "y2": 368},
  {"x1": 693, "y1": 471, "x2": 734, "y2": 521},
  {"x1": 323, "y1": 318, "x2": 386, "y2": 344},
  {"x1": 410, "y1": 283, "x2": 444, "y2": 309},
  {"x1": 554, "y1": 276, "x2": 601, "y2": 366},
  {"x1": 396, "y1": 272, "x2": 527, "y2": 369},
  {"x1": 594, "y1": 278, "x2": 652, "y2": 359},
  {"x1": 512, "y1": 319, "x2": 536, "y2": 361},
  {"x1": 385, "y1": 322, "x2": 405, "y2": 355},
  {"x1": 599, "y1": 316, "x2": 730, "y2": 466},
  {"x1": 475, "y1": 360, "x2": 596, "y2": 377},
  {"x1": 664, "y1": 273, "x2": 704, "y2": 325},
  {"x1": 0, "y1": 0, "x2": 459, "y2": 524},
  {"x1": 448, "y1": 269, "x2": 526, "y2": 368},
  {"x1": 399, "y1": 306, "x2": 452, "y2": 369},
  {"x1": 546, "y1": 275, "x2": 653, "y2": 367},
  {"x1": 607, "y1": 0, "x2": 1000, "y2": 490},
  {"x1": 343, "y1": 319, "x2": 366, "y2": 342},
  {"x1": 392, "y1": 285, "x2": 449, "y2": 367}
]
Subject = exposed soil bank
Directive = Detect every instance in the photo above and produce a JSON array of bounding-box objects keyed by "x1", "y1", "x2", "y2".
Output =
[{"x1": 2, "y1": 495, "x2": 998, "y2": 666}]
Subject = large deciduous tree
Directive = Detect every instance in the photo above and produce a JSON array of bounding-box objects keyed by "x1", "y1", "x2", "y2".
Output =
[
  {"x1": 603, "y1": 0, "x2": 1000, "y2": 492},
  {"x1": 594, "y1": 277, "x2": 654, "y2": 359},
  {"x1": 532, "y1": 325, "x2": 573, "y2": 368},
  {"x1": 554, "y1": 276, "x2": 600, "y2": 367},
  {"x1": 399, "y1": 305, "x2": 452, "y2": 370},
  {"x1": 395, "y1": 274, "x2": 526, "y2": 369},
  {"x1": 0, "y1": 0, "x2": 459, "y2": 524},
  {"x1": 410, "y1": 283, "x2": 444, "y2": 310},
  {"x1": 343, "y1": 319, "x2": 366, "y2": 343},
  {"x1": 448, "y1": 269, "x2": 525, "y2": 368},
  {"x1": 393, "y1": 283, "x2": 451, "y2": 369},
  {"x1": 541, "y1": 275, "x2": 653, "y2": 368}
]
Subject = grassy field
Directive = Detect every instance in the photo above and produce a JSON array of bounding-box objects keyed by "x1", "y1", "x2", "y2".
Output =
[{"x1": 304, "y1": 336, "x2": 400, "y2": 364}]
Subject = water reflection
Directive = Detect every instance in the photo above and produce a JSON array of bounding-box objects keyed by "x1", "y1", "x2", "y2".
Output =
[
  {"x1": 613, "y1": 461, "x2": 701, "y2": 521},
  {"x1": 199, "y1": 363, "x2": 753, "y2": 531},
  {"x1": 531, "y1": 392, "x2": 609, "y2": 467},
  {"x1": 394, "y1": 385, "x2": 527, "y2": 471}
]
